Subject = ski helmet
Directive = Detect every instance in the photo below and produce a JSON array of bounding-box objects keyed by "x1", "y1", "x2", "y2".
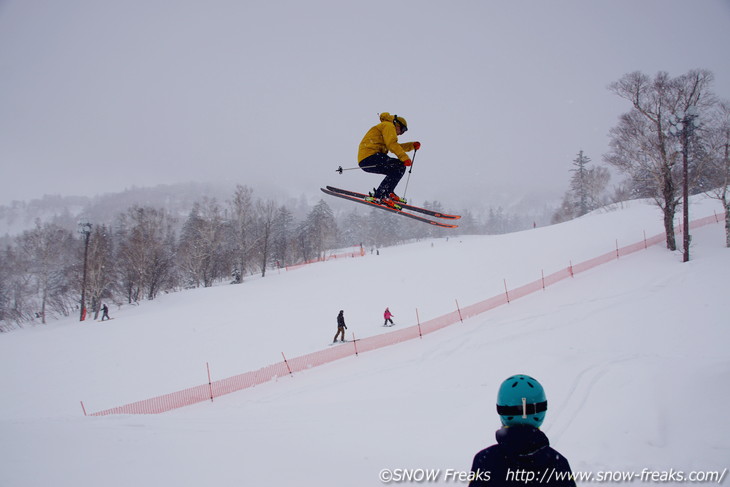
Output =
[
  {"x1": 393, "y1": 114, "x2": 408, "y2": 132},
  {"x1": 496, "y1": 374, "x2": 547, "y2": 427}
]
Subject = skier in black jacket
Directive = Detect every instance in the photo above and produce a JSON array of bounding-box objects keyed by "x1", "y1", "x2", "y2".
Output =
[
  {"x1": 333, "y1": 310, "x2": 347, "y2": 343},
  {"x1": 468, "y1": 375, "x2": 575, "y2": 486}
]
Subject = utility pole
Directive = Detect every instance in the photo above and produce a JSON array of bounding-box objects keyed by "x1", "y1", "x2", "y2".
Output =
[
  {"x1": 670, "y1": 106, "x2": 699, "y2": 262},
  {"x1": 78, "y1": 222, "x2": 92, "y2": 321}
]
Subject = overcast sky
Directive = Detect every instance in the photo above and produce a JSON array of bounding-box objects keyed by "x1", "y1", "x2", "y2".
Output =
[{"x1": 1, "y1": 0, "x2": 729, "y2": 208}]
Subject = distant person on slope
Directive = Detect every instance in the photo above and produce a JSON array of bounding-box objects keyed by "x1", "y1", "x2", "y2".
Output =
[
  {"x1": 358, "y1": 112, "x2": 420, "y2": 210},
  {"x1": 383, "y1": 307, "x2": 394, "y2": 326},
  {"x1": 101, "y1": 304, "x2": 111, "y2": 321},
  {"x1": 333, "y1": 310, "x2": 347, "y2": 343},
  {"x1": 468, "y1": 375, "x2": 575, "y2": 486}
]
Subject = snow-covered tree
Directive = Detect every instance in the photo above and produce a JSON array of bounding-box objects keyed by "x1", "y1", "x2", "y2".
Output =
[
  {"x1": 554, "y1": 151, "x2": 610, "y2": 223},
  {"x1": 300, "y1": 200, "x2": 338, "y2": 261},
  {"x1": 178, "y1": 198, "x2": 228, "y2": 288},
  {"x1": 17, "y1": 222, "x2": 75, "y2": 323},
  {"x1": 338, "y1": 210, "x2": 369, "y2": 247},
  {"x1": 605, "y1": 69, "x2": 717, "y2": 251},
  {"x1": 256, "y1": 199, "x2": 277, "y2": 277},
  {"x1": 85, "y1": 224, "x2": 117, "y2": 319},
  {"x1": 227, "y1": 185, "x2": 256, "y2": 283},
  {"x1": 0, "y1": 245, "x2": 35, "y2": 328},
  {"x1": 704, "y1": 100, "x2": 730, "y2": 246},
  {"x1": 271, "y1": 205, "x2": 295, "y2": 268},
  {"x1": 116, "y1": 206, "x2": 177, "y2": 302}
]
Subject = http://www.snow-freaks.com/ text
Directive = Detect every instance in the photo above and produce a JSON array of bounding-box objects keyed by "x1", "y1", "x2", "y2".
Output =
[{"x1": 378, "y1": 467, "x2": 728, "y2": 484}]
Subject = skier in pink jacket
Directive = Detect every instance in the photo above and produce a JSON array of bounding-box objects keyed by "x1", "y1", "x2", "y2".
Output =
[{"x1": 383, "y1": 307, "x2": 395, "y2": 327}]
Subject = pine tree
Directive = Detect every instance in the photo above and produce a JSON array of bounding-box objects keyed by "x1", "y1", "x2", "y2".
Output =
[
  {"x1": 571, "y1": 151, "x2": 591, "y2": 216},
  {"x1": 272, "y1": 205, "x2": 295, "y2": 268},
  {"x1": 302, "y1": 200, "x2": 338, "y2": 261}
]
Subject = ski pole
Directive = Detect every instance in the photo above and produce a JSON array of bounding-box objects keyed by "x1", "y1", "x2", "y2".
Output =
[
  {"x1": 403, "y1": 149, "x2": 417, "y2": 199},
  {"x1": 336, "y1": 164, "x2": 377, "y2": 174}
]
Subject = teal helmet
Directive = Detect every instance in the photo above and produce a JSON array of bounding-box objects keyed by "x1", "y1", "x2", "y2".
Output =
[{"x1": 496, "y1": 375, "x2": 547, "y2": 427}]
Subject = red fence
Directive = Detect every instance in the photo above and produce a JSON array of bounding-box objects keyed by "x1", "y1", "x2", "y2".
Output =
[
  {"x1": 84, "y1": 212, "x2": 725, "y2": 416},
  {"x1": 284, "y1": 245, "x2": 366, "y2": 271}
]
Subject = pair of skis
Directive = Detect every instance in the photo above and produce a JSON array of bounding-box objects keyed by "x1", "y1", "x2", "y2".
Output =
[{"x1": 320, "y1": 186, "x2": 460, "y2": 228}]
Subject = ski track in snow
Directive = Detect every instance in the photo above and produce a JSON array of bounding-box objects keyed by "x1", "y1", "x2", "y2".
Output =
[{"x1": 1, "y1": 196, "x2": 729, "y2": 486}]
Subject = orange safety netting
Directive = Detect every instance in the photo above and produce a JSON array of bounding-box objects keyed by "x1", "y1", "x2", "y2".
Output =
[{"x1": 85, "y1": 212, "x2": 724, "y2": 416}]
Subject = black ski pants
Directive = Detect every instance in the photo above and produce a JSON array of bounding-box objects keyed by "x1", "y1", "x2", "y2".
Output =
[{"x1": 359, "y1": 153, "x2": 406, "y2": 199}]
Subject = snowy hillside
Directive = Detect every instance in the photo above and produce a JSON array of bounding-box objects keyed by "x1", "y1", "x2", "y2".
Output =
[{"x1": 1, "y1": 196, "x2": 728, "y2": 486}]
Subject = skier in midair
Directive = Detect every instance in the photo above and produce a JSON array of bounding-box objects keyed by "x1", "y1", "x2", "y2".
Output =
[
  {"x1": 468, "y1": 375, "x2": 575, "y2": 486},
  {"x1": 358, "y1": 112, "x2": 420, "y2": 209}
]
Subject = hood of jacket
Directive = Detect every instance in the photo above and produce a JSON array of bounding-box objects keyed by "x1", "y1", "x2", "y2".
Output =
[{"x1": 495, "y1": 424, "x2": 550, "y2": 457}]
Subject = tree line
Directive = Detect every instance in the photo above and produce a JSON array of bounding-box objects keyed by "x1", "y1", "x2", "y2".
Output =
[
  {"x1": 554, "y1": 69, "x2": 729, "y2": 249},
  {"x1": 6, "y1": 69, "x2": 725, "y2": 331},
  {"x1": 0, "y1": 184, "x2": 545, "y2": 331}
]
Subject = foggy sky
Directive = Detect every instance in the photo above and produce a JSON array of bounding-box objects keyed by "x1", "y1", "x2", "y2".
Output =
[{"x1": 1, "y1": 0, "x2": 729, "y2": 208}]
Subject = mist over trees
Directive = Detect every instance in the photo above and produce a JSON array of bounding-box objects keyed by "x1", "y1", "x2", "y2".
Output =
[
  {"x1": 4, "y1": 68, "x2": 728, "y2": 332},
  {"x1": 1, "y1": 184, "x2": 545, "y2": 331}
]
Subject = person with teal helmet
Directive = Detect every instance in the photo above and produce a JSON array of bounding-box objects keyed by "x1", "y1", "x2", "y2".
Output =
[
  {"x1": 496, "y1": 374, "x2": 548, "y2": 427},
  {"x1": 468, "y1": 375, "x2": 575, "y2": 486}
]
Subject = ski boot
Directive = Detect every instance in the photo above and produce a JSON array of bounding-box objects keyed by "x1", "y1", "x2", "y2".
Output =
[
  {"x1": 365, "y1": 189, "x2": 379, "y2": 203},
  {"x1": 388, "y1": 192, "x2": 407, "y2": 204},
  {"x1": 366, "y1": 190, "x2": 404, "y2": 210},
  {"x1": 380, "y1": 192, "x2": 406, "y2": 210},
  {"x1": 379, "y1": 195, "x2": 403, "y2": 211}
]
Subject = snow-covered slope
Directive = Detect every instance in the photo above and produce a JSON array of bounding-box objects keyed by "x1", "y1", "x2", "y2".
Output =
[{"x1": 1, "y1": 196, "x2": 728, "y2": 486}]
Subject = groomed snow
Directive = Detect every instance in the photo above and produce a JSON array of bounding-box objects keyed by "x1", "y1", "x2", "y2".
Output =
[{"x1": 1, "y1": 196, "x2": 728, "y2": 486}]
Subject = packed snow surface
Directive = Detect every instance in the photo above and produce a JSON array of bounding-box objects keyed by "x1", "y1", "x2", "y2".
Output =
[{"x1": 1, "y1": 196, "x2": 728, "y2": 486}]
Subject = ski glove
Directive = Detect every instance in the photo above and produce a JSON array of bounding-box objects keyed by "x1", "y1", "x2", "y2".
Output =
[
  {"x1": 403, "y1": 159, "x2": 412, "y2": 167},
  {"x1": 413, "y1": 141, "x2": 421, "y2": 150}
]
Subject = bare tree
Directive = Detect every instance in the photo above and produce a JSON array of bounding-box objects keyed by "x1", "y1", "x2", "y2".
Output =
[
  {"x1": 17, "y1": 222, "x2": 75, "y2": 323},
  {"x1": 0, "y1": 245, "x2": 35, "y2": 329},
  {"x1": 605, "y1": 69, "x2": 717, "y2": 251},
  {"x1": 228, "y1": 185, "x2": 256, "y2": 283},
  {"x1": 116, "y1": 206, "x2": 177, "y2": 302},
  {"x1": 86, "y1": 224, "x2": 116, "y2": 319},
  {"x1": 704, "y1": 101, "x2": 730, "y2": 246},
  {"x1": 256, "y1": 199, "x2": 277, "y2": 277},
  {"x1": 0, "y1": 249, "x2": 9, "y2": 327},
  {"x1": 271, "y1": 205, "x2": 295, "y2": 268},
  {"x1": 178, "y1": 198, "x2": 229, "y2": 288}
]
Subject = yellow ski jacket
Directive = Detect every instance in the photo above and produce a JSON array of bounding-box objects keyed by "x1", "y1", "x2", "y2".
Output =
[{"x1": 358, "y1": 112, "x2": 416, "y2": 164}]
